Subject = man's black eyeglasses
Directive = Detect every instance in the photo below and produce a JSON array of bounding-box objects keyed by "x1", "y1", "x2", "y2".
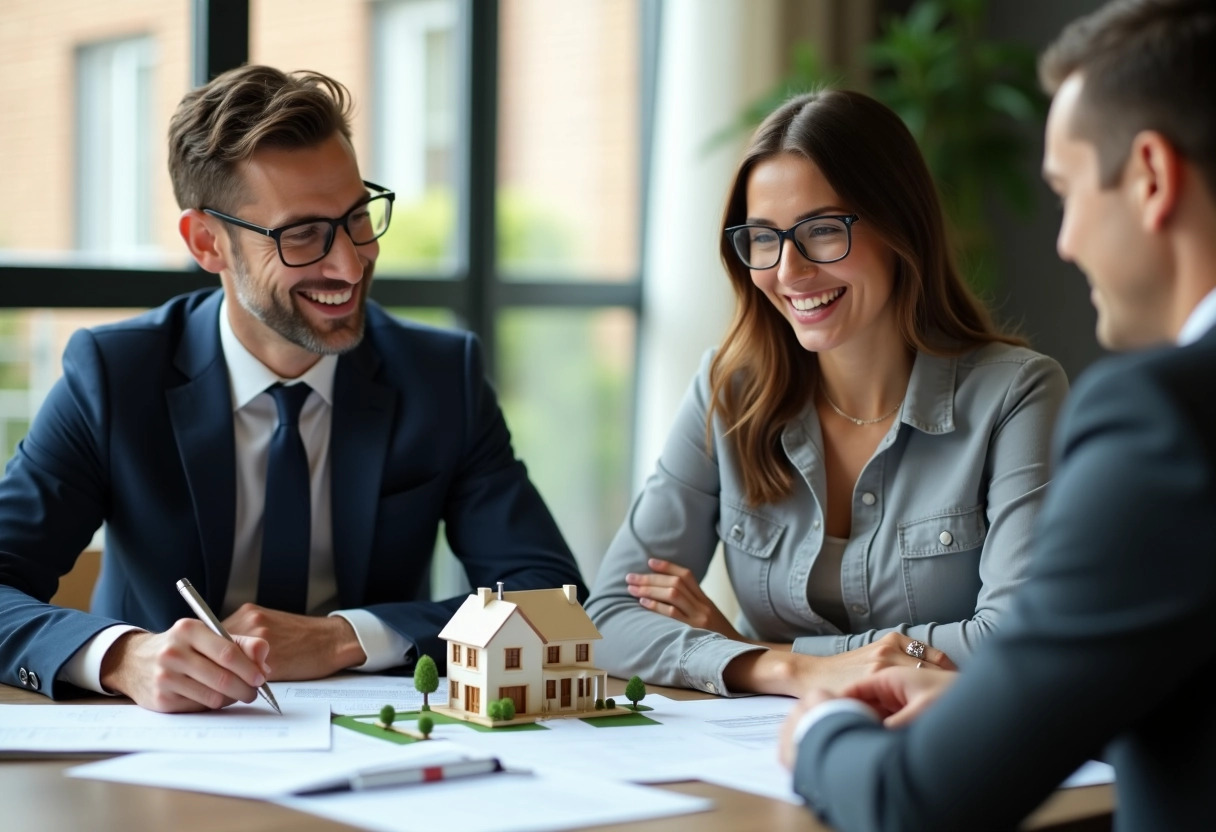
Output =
[
  {"x1": 724, "y1": 214, "x2": 860, "y2": 270},
  {"x1": 204, "y1": 181, "x2": 395, "y2": 268}
]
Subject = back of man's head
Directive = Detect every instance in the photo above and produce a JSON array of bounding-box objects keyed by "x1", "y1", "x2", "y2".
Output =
[
  {"x1": 168, "y1": 65, "x2": 354, "y2": 214},
  {"x1": 1039, "y1": 0, "x2": 1216, "y2": 198}
]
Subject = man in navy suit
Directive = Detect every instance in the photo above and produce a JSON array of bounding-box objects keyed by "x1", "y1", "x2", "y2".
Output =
[
  {"x1": 0, "y1": 65, "x2": 584, "y2": 712},
  {"x1": 779, "y1": 1, "x2": 1216, "y2": 828}
]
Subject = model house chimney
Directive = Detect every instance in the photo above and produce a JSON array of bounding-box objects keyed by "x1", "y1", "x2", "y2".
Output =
[
  {"x1": 477, "y1": 587, "x2": 493, "y2": 606},
  {"x1": 496, "y1": 581, "x2": 504, "y2": 600},
  {"x1": 562, "y1": 584, "x2": 577, "y2": 605}
]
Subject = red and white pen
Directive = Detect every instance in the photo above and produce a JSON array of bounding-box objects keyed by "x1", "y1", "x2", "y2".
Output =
[{"x1": 297, "y1": 757, "x2": 508, "y2": 794}]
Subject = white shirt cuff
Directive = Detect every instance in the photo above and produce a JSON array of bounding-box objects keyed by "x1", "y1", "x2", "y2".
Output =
[
  {"x1": 792, "y1": 697, "x2": 880, "y2": 745},
  {"x1": 58, "y1": 624, "x2": 146, "y2": 695},
  {"x1": 329, "y1": 609, "x2": 414, "y2": 672}
]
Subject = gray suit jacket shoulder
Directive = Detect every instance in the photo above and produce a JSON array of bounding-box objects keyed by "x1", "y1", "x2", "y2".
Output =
[
  {"x1": 794, "y1": 328, "x2": 1216, "y2": 831},
  {"x1": 586, "y1": 342, "x2": 1067, "y2": 694}
]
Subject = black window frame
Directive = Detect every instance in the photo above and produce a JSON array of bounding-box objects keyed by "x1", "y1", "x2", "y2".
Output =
[{"x1": 0, "y1": 0, "x2": 659, "y2": 386}]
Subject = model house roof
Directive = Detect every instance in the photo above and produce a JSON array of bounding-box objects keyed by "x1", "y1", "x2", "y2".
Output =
[{"x1": 439, "y1": 584, "x2": 600, "y2": 648}]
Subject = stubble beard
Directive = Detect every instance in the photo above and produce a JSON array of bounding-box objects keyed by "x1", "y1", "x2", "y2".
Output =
[{"x1": 230, "y1": 243, "x2": 368, "y2": 356}]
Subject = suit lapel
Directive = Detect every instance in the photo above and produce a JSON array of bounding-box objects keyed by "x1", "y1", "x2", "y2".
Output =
[
  {"x1": 166, "y1": 291, "x2": 237, "y2": 608},
  {"x1": 330, "y1": 339, "x2": 396, "y2": 606}
]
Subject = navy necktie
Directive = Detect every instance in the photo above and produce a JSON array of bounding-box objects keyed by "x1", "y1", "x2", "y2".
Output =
[{"x1": 257, "y1": 382, "x2": 313, "y2": 613}]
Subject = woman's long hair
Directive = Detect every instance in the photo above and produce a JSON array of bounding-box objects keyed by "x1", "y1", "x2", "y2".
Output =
[{"x1": 710, "y1": 89, "x2": 1024, "y2": 506}]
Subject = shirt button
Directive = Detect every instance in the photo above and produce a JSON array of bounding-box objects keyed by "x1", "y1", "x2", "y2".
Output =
[
  {"x1": 705, "y1": 682, "x2": 718, "y2": 694},
  {"x1": 861, "y1": 492, "x2": 876, "y2": 506},
  {"x1": 18, "y1": 667, "x2": 29, "y2": 686},
  {"x1": 939, "y1": 531, "x2": 954, "y2": 546},
  {"x1": 851, "y1": 604, "x2": 867, "y2": 615},
  {"x1": 730, "y1": 524, "x2": 743, "y2": 540}
]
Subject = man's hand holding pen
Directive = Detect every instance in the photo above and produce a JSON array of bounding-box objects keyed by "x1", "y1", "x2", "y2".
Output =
[{"x1": 98, "y1": 621, "x2": 271, "y2": 714}]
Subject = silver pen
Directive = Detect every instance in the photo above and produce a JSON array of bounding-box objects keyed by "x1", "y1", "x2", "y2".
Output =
[{"x1": 175, "y1": 578, "x2": 282, "y2": 715}]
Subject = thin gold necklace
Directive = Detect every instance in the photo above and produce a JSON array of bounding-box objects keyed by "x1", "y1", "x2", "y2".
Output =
[{"x1": 821, "y1": 390, "x2": 903, "y2": 426}]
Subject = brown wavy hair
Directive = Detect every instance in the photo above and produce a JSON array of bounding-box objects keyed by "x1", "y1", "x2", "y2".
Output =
[
  {"x1": 709, "y1": 89, "x2": 1024, "y2": 506},
  {"x1": 168, "y1": 65, "x2": 354, "y2": 213}
]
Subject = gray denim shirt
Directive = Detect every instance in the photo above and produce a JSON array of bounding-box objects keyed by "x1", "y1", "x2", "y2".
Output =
[{"x1": 586, "y1": 343, "x2": 1068, "y2": 695}]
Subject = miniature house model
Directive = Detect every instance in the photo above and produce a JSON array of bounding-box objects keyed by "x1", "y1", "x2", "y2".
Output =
[{"x1": 439, "y1": 583, "x2": 607, "y2": 720}]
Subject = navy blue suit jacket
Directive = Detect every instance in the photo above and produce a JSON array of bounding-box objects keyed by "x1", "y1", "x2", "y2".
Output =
[
  {"x1": 793, "y1": 326, "x2": 1216, "y2": 831},
  {"x1": 0, "y1": 289, "x2": 584, "y2": 699}
]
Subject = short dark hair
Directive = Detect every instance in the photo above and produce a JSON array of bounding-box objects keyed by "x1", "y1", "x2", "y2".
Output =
[
  {"x1": 1039, "y1": 0, "x2": 1216, "y2": 197},
  {"x1": 167, "y1": 65, "x2": 354, "y2": 213}
]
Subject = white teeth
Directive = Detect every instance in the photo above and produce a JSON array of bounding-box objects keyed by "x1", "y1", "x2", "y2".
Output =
[
  {"x1": 790, "y1": 287, "x2": 844, "y2": 311},
  {"x1": 302, "y1": 289, "x2": 353, "y2": 305}
]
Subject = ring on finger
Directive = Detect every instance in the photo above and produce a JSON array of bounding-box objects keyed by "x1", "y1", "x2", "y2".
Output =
[{"x1": 905, "y1": 640, "x2": 927, "y2": 659}]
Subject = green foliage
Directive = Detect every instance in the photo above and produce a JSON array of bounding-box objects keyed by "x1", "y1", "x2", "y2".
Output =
[
  {"x1": 728, "y1": 0, "x2": 1046, "y2": 294},
  {"x1": 488, "y1": 700, "x2": 504, "y2": 721},
  {"x1": 500, "y1": 697, "x2": 516, "y2": 721},
  {"x1": 413, "y1": 655, "x2": 439, "y2": 711},
  {"x1": 417, "y1": 715, "x2": 434, "y2": 738},
  {"x1": 604, "y1": 698, "x2": 616, "y2": 710},
  {"x1": 624, "y1": 676, "x2": 647, "y2": 710},
  {"x1": 595, "y1": 698, "x2": 605, "y2": 711},
  {"x1": 379, "y1": 704, "x2": 396, "y2": 728},
  {"x1": 375, "y1": 188, "x2": 575, "y2": 276}
]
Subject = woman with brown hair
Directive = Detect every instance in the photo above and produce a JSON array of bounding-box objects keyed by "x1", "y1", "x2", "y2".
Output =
[{"x1": 585, "y1": 89, "x2": 1068, "y2": 697}]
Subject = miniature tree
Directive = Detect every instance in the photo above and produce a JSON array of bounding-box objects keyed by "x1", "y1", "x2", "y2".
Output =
[
  {"x1": 379, "y1": 704, "x2": 396, "y2": 729},
  {"x1": 414, "y1": 654, "x2": 439, "y2": 711},
  {"x1": 500, "y1": 697, "x2": 516, "y2": 721},
  {"x1": 417, "y1": 715, "x2": 434, "y2": 739},
  {"x1": 605, "y1": 697, "x2": 616, "y2": 710},
  {"x1": 625, "y1": 676, "x2": 647, "y2": 711},
  {"x1": 488, "y1": 700, "x2": 504, "y2": 721}
]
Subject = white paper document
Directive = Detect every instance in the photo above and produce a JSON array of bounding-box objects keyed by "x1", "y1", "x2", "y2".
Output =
[
  {"x1": 278, "y1": 675, "x2": 448, "y2": 714},
  {"x1": 276, "y1": 767, "x2": 713, "y2": 832},
  {"x1": 0, "y1": 701, "x2": 331, "y2": 753},
  {"x1": 68, "y1": 729, "x2": 473, "y2": 798}
]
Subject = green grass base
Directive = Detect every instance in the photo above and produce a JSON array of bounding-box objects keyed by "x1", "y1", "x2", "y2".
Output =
[
  {"x1": 580, "y1": 712, "x2": 660, "y2": 728},
  {"x1": 333, "y1": 711, "x2": 548, "y2": 744}
]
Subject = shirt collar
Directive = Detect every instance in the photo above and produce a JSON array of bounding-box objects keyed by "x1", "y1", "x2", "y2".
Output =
[
  {"x1": 898, "y1": 349, "x2": 957, "y2": 435},
  {"x1": 218, "y1": 296, "x2": 338, "y2": 411},
  {"x1": 1177, "y1": 287, "x2": 1216, "y2": 346}
]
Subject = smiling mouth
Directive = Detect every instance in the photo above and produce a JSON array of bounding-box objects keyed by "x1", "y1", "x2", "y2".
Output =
[
  {"x1": 300, "y1": 288, "x2": 354, "y2": 306},
  {"x1": 789, "y1": 287, "x2": 845, "y2": 312}
]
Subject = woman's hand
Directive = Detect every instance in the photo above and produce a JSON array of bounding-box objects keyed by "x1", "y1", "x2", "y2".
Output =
[
  {"x1": 626, "y1": 557, "x2": 745, "y2": 640},
  {"x1": 724, "y1": 632, "x2": 956, "y2": 696}
]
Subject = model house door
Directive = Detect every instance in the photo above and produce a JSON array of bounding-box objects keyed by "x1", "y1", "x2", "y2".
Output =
[
  {"x1": 499, "y1": 685, "x2": 526, "y2": 715},
  {"x1": 560, "y1": 678, "x2": 571, "y2": 707},
  {"x1": 465, "y1": 685, "x2": 481, "y2": 714}
]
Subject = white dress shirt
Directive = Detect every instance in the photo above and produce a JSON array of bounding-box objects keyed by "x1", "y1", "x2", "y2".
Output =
[
  {"x1": 60, "y1": 298, "x2": 410, "y2": 694},
  {"x1": 1177, "y1": 287, "x2": 1216, "y2": 345}
]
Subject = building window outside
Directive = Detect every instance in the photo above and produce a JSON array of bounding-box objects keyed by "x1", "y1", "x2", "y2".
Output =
[
  {"x1": 450, "y1": 679, "x2": 460, "y2": 700},
  {"x1": 546, "y1": 679, "x2": 556, "y2": 699},
  {"x1": 504, "y1": 647, "x2": 521, "y2": 669},
  {"x1": 452, "y1": 643, "x2": 461, "y2": 664},
  {"x1": 467, "y1": 647, "x2": 478, "y2": 669},
  {"x1": 576, "y1": 643, "x2": 589, "y2": 662},
  {"x1": 75, "y1": 35, "x2": 156, "y2": 257},
  {"x1": 547, "y1": 645, "x2": 560, "y2": 664}
]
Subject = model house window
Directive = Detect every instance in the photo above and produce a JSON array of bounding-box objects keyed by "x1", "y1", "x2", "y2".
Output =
[
  {"x1": 546, "y1": 680, "x2": 556, "y2": 699},
  {"x1": 452, "y1": 643, "x2": 461, "y2": 664},
  {"x1": 467, "y1": 647, "x2": 478, "y2": 669},
  {"x1": 577, "y1": 678, "x2": 584, "y2": 697},
  {"x1": 450, "y1": 680, "x2": 460, "y2": 700},
  {"x1": 576, "y1": 643, "x2": 589, "y2": 662},
  {"x1": 547, "y1": 646, "x2": 560, "y2": 664},
  {"x1": 75, "y1": 35, "x2": 156, "y2": 255},
  {"x1": 505, "y1": 647, "x2": 521, "y2": 669}
]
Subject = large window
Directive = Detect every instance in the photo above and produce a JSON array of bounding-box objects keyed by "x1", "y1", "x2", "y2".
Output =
[{"x1": 0, "y1": 0, "x2": 647, "y2": 586}]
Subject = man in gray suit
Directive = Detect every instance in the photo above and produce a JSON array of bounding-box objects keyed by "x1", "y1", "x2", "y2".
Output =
[{"x1": 780, "y1": 1, "x2": 1216, "y2": 829}]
